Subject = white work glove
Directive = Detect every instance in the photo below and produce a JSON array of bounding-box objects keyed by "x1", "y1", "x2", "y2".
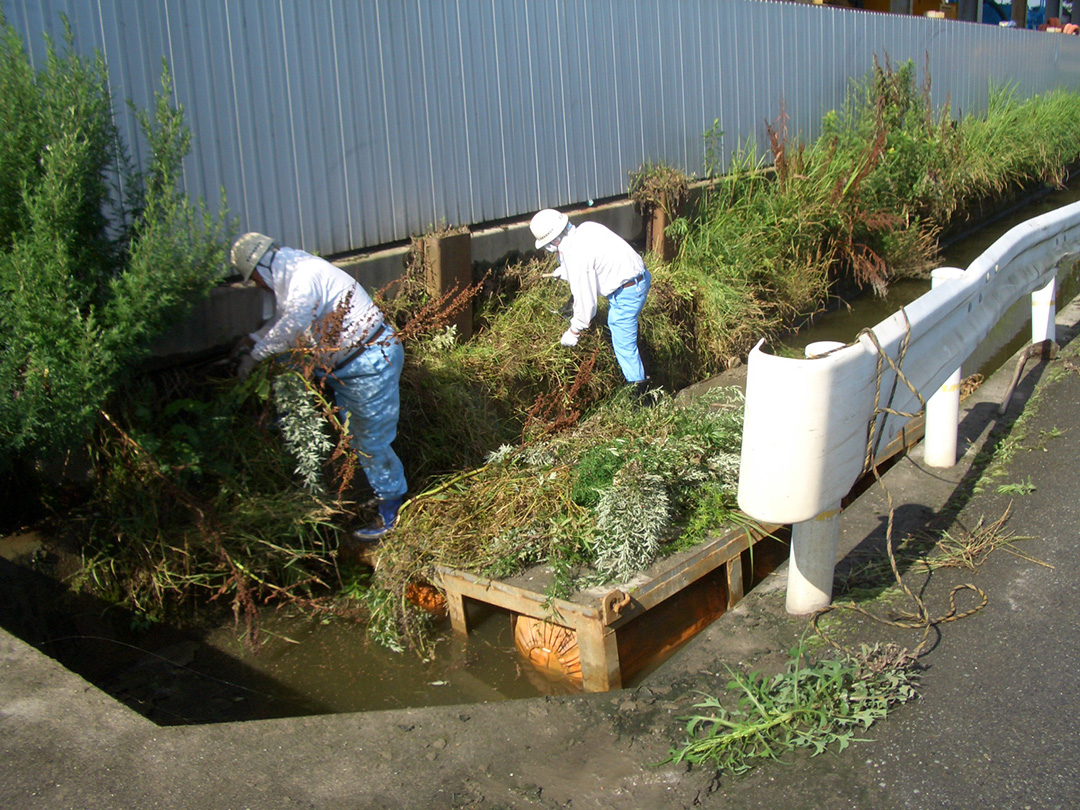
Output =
[
  {"x1": 560, "y1": 328, "x2": 579, "y2": 348},
  {"x1": 236, "y1": 353, "x2": 257, "y2": 380}
]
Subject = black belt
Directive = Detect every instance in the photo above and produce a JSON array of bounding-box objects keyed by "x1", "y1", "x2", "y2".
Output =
[
  {"x1": 619, "y1": 272, "x2": 645, "y2": 289},
  {"x1": 334, "y1": 323, "x2": 388, "y2": 370}
]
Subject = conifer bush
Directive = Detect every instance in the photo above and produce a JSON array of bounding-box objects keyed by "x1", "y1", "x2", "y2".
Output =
[{"x1": 0, "y1": 17, "x2": 228, "y2": 478}]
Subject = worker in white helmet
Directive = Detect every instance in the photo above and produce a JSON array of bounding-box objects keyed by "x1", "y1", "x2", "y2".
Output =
[
  {"x1": 529, "y1": 209, "x2": 651, "y2": 392},
  {"x1": 230, "y1": 233, "x2": 407, "y2": 541}
]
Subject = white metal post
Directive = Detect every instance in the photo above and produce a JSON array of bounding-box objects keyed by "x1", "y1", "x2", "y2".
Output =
[
  {"x1": 924, "y1": 268, "x2": 965, "y2": 468},
  {"x1": 785, "y1": 341, "x2": 845, "y2": 615},
  {"x1": 786, "y1": 502, "x2": 842, "y2": 615},
  {"x1": 1032, "y1": 276, "x2": 1057, "y2": 344}
]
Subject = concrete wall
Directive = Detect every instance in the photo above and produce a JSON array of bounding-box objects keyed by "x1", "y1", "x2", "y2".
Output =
[{"x1": 151, "y1": 197, "x2": 646, "y2": 361}]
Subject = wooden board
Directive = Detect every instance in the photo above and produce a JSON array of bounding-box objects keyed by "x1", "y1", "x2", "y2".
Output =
[
  {"x1": 434, "y1": 520, "x2": 778, "y2": 692},
  {"x1": 429, "y1": 413, "x2": 923, "y2": 693}
]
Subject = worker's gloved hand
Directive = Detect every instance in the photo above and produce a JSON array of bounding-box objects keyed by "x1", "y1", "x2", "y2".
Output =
[
  {"x1": 558, "y1": 296, "x2": 574, "y2": 320},
  {"x1": 229, "y1": 336, "x2": 255, "y2": 362},
  {"x1": 560, "y1": 328, "x2": 579, "y2": 347},
  {"x1": 236, "y1": 354, "x2": 257, "y2": 380}
]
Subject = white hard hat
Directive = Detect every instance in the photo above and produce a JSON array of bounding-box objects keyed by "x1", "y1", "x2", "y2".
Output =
[
  {"x1": 530, "y1": 209, "x2": 569, "y2": 250},
  {"x1": 231, "y1": 232, "x2": 275, "y2": 281}
]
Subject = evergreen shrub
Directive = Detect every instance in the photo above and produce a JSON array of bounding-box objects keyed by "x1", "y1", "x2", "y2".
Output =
[{"x1": 0, "y1": 16, "x2": 228, "y2": 478}]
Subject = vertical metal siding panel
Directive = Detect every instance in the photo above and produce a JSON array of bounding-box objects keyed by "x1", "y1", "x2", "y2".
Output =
[
  {"x1": 674, "y1": 0, "x2": 698, "y2": 171},
  {"x1": 529, "y1": 0, "x2": 563, "y2": 206},
  {"x1": 484, "y1": 0, "x2": 515, "y2": 218},
  {"x1": 88, "y1": 0, "x2": 133, "y2": 212},
  {"x1": 343, "y1": 0, "x2": 394, "y2": 246},
  {"x1": 749, "y1": 2, "x2": 775, "y2": 162},
  {"x1": 729, "y1": 0, "x2": 748, "y2": 166},
  {"x1": 722, "y1": 0, "x2": 736, "y2": 173},
  {"x1": 558, "y1": 0, "x2": 591, "y2": 206},
  {"x1": 244, "y1": 0, "x2": 295, "y2": 245},
  {"x1": 593, "y1": 2, "x2": 617, "y2": 196},
  {"x1": 694, "y1": 0, "x2": 710, "y2": 177},
  {"x1": 167, "y1": 2, "x2": 229, "y2": 222},
  {"x1": 609, "y1": 1, "x2": 640, "y2": 180},
  {"x1": 114, "y1": 0, "x2": 164, "y2": 175},
  {"x1": 740, "y1": 1, "x2": 758, "y2": 160},
  {"x1": 326, "y1": 1, "x2": 354, "y2": 248},
  {"x1": 631, "y1": 0, "x2": 649, "y2": 169},
  {"x1": 416, "y1": 0, "x2": 446, "y2": 230},
  {"x1": 459, "y1": 1, "x2": 495, "y2": 222},
  {"x1": 6, "y1": 0, "x2": 1080, "y2": 256},
  {"x1": 726, "y1": 0, "x2": 743, "y2": 165},
  {"x1": 607, "y1": 1, "x2": 628, "y2": 195},
  {"x1": 438, "y1": 0, "x2": 469, "y2": 227},
  {"x1": 465, "y1": 0, "x2": 510, "y2": 224},
  {"x1": 586, "y1": 3, "x2": 616, "y2": 198},
  {"x1": 454, "y1": 0, "x2": 479, "y2": 224},
  {"x1": 293, "y1": 0, "x2": 347, "y2": 254},
  {"x1": 549, "y1": 0, "x2": 572, "y2": 206},
  {"x1": 661, "y1": 0, "x2": 682, "y2": 169},
  {"x1": 385, "y1": 1, "x2": 429, "y2": 240},
  {"x1": 694, "y1": 0, "x2": 715, "y2": 177},
  {"x1": 686, "y1": 0, "x2": 701, "y2": 169},
  {"x1": 832, "y1": 7, "x2": 852, "y2": 118},
  {"x1": 792, "y1": 4, "x2": 813, "y2": 142},
  {"x1": 426, "y1": 0, "x2": 468, "y2": 229},
  {"x1": 634, "y1": 0, "x2": 660, "y2": 167},
  {"x1": 494, "y1": 1, "x2": 539, "y2": 213}
]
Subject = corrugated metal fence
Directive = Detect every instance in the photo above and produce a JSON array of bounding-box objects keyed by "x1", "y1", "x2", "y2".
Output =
[{"x1": 4, "y1": 0, "x2": 1080, "y2": 257}]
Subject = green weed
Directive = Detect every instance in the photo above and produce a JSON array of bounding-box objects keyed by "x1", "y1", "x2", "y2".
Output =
[
  {"x1": 665, "y1": 643, "x2": 918, "y2": 774},
  {"x1": 997, "y1": 477, "x2": 1035, "y2": 496}
]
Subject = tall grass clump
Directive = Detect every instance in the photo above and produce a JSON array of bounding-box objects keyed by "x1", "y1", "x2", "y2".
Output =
[
  {"x1": 669, "y1": 56, "x2": 1080, "y2": 377},
  {"x1": 391, "y1": 255, "x2": 627, "y2": 481},
  {"x1": 76, "y1": 365, "x2": 352, "y2": 640}
]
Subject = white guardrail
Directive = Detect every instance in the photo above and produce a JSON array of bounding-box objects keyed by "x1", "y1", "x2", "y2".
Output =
[{"x1": 737, "y1": 200, "x2": 1080, "y2": 614}]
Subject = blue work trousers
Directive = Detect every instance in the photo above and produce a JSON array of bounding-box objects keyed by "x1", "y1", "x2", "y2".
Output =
[
  {"x1": 322, "y1": 334, "x2": 407, "y2": 501},
  {"x1": 605, "y1": 269, "x2": 650, "y2": 383}
]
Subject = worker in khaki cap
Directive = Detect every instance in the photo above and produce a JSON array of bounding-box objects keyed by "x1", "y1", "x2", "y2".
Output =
[
  {"x1": 530, "y1": 209, "x2": 652, "y2": 396},
  {"x1": 230, "y1": 233, "x2": 406, "y2": 541}
]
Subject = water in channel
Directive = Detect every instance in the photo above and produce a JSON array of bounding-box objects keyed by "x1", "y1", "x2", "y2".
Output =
[{"x1": 6, "y1": 181, "x2": 1080, "y2": 725}]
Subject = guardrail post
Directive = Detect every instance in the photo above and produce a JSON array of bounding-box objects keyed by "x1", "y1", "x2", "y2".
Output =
[
  {"x1": 925, "y1": 267, "x2": 965, "y2": 468},
  {"x1": 1032, "y1": 275, "x2": 1056, "y2": 344},
  {"x1": 785, "y1": 341, "x2": 845, "y2": 615}
]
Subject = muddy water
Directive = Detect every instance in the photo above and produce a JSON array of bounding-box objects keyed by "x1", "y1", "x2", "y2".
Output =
[{"x1": 5, "y1": 182, "x2": 1080, "y2": 724}]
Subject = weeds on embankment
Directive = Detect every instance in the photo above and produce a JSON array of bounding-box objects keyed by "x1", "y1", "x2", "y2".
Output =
[{"x1": 57, "y1": 57, "x2": 1080, "y2": 651}]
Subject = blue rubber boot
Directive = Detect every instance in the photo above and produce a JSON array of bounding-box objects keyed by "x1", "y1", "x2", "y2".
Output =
[{"x1": 352, "y1": 496, "x2": 403, "y2": 543}]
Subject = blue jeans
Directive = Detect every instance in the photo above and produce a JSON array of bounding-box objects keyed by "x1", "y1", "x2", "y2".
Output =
[
  {"x1": 322, "y1": 335, "x2": 407, "y2": 501},
  {"x1": 606, "y1": 269, "x2": 650, "y2": 382}
]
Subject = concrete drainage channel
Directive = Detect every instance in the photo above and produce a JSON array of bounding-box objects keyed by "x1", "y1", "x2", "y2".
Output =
[{"x1": 5, "y1": 183, "x2": 1080, "y2": 730}]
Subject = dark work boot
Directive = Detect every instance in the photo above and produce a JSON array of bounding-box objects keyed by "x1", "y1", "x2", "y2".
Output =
[
  {"x1": 629, "y1": 379, "x2": 657, "y2": 407},
  {"x1": 352, "y1": 496, "x2": 403, "y2": 542}
]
